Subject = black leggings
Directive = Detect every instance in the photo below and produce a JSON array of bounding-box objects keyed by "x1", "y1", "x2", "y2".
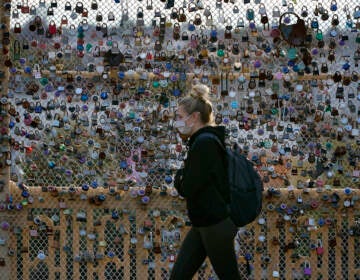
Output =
[{"x1": 170, "y1": 217, "x2": 241, "y2": 280}]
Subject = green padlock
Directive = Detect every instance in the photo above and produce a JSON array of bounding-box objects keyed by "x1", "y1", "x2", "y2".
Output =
[
  {"x1": 271, "y1": 108, "x2": 278, "y2": 115},
  {"x1": 106, "y1": 39, "x2": 113, "y2": 47},
  {"x1": 152, "y1": 81, "x2": 160, "y2": 88},
  {"x1": 315, "y1": 29, "x2": 323, "y2": 41},
  {"x1": 13, "y1": 52, "x2": 20, "y2": 61},
  {"x1": 13, "y1": 40, "x2": 21, "y2": 60},
  {"x1": 86, "y1": 43, "x2": 93, "y2": 52},
  {"x1": 264, "y1": 139, "x2": 272, "y2": 149},
  {"x1": 39, "y1": 77, "x2": 48, "y2": 86},
  {"x1": 287, "y1": 48, "x2": 297, "y2": 60},
  {"x1": 356, "y1": 34, "x2": 360, "y2": 44},
  {"x1": 127, "y1": 111, "x2": 135, "y2": 119},
  {"x1": 217, "y1": 49, "x2": 224, "y2": 57},
  {"x1": 325, "y1": 141, "x2": 333, "y2": 150}
]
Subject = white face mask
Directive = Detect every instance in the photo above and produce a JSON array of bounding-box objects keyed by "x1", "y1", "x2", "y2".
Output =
[{"x1": 173, "y1": 115, "x2": 192, "y2": 135}]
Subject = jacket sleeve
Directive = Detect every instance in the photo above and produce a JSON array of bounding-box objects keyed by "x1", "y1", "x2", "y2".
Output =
[
  {"x1": 174, "y1": 168, "x2": 184, "y2": 193},
  {"x1": 178, "y1": 137, "x2": 222, "y2": 198}
]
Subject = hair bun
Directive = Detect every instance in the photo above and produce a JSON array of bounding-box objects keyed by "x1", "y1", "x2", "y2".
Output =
[{"x1": 190, "y1": 84, "x2": 210, "y2": 100}]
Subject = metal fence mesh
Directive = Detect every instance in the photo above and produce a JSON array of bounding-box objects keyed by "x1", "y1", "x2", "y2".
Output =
[
  {"x1": 1, "y1": 0, "x2": 360, "y2": 279},
  {"x1": 5, "y1": 0, "x2": 359, "y2": 189}
]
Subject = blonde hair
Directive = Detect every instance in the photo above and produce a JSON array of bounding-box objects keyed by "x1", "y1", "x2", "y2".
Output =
[{"x1": 179, "y1": 84, "x2": 214, "y2": 125}]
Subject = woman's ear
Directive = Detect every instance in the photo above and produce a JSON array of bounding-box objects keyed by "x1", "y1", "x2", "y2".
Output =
[{"x1": 194, "y1": 111, "x2": 201, "y2": 123}]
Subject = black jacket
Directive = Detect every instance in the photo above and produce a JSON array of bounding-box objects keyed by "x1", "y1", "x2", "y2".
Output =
[{"x1": 175, "y1": 126, "x2": 230, "y2": 227}]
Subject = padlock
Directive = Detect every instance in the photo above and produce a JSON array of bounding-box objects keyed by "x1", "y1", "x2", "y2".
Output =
[
  {"x1": 75, "y1": 2, "x2": 83, "y2": 13},
  {"x1": 29, "y1": 228, "x2": 38, "y2": 237},
  {"x1": 21, "y1": 0, "x2": 30, "y2": 13},
  {"x1": 272, "y1": 270, "x2": 280, "y2": 278},
  {"x1": 316, "y1": 239, "x2": 324, "y2": 255},
  {"x1": 59, "y1": 199, "x2": 66, "y2": 209},
  {"x1": 14, "y1": 23, "x2": 22, "y2": 33},
  {"x1": 48, "y1": 20, "x2": 57, "y2": 35},
  {"x1": 303, "y1": 261, "x2": 312, "y2": 275},
  {"x1": 91, "y1": 0, "x2": 98, "y2": 10}
]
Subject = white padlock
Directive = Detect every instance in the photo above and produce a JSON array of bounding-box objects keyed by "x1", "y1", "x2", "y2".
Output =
[{"x1": 272, "y1": 270, "x2": 280, "y2": 278}]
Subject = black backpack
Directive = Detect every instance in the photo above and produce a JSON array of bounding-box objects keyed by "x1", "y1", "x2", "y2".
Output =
[{"x1": 201, "y1": 133, "x2": 264, "y2": 227}]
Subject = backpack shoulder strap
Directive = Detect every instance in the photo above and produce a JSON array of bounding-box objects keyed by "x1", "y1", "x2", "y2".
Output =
[{"x1": 197, "y1": 132, "x2": 229, "y2": 174}]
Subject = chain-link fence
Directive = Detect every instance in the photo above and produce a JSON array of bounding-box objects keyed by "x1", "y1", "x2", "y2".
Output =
[
  {"x1": 1, "y1": 0, "x2": 359, "y2": 279},
  {"x1": 5, "y1": 0, "x2": 360, "y2": 189}
]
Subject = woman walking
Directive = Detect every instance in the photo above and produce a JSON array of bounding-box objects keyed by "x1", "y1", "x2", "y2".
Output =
[{"x1": 170, "y1": 84, "x2": 241, "y2": 280}]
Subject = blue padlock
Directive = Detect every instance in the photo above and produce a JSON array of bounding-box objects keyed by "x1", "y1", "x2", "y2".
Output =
[
  {"x1": 21, "y1": 190, "x2": 29, "y2": 198},
  {"x1": 9, "y1": 120, "x2": 15, "y2": 128},
  {"x1": 165, "y1": 175, "x2": 173, "y2": 184},
  {"x1": 342, "y1": 62, "x2": 350, "y2": 70},
  {"x1": 100, "y1": 91, "x2": 108, "y2": 99},
  {"x1": 118, "y1": 71, "x2": 125, "y2": 79},
  {"x1": 172, "y1": 88, "x2": 181, "y2": 97},
  {"x1": 98, "y1": 194, "x2": 106, "y2": 201},
  {"x1": 111, "y1": 210, "x2": 119, "y2": 219},
  {"x1": 330, "y1": 1, "x2": 337, "y2": 11},
  {"x1": 81, "y1": 93, "x2": 88, "y2": 102},
  {"x1": 24, "y1": 66, "x2": 32, "y2": 74},
  {"x1": 120, "y1": 160, "x2": 128, "y2": 169},
  {"x1": 91, "y1": 181, "x2": 98, "y2": 189},
  {"x1": 77, "y1": 44, "x2": 84, "y2": 51}
]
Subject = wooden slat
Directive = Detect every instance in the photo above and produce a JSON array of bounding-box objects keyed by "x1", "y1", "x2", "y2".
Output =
[
  {"x1": 5, "y1": 185, "x2": 360, "y2": 280},
  {"x1": 86, "y1": 208, "x2": 94, "y2": 280},
  {"x1": 59, "y1": 210, "x2": 67, "y2": 280},
  {"x1": 123, "y1": 215, "x2": 132, "y2": 280},
  {"x1": 72, "y1": 210, "x2": 80, "y2": 280},
  {"x1": 334, "y1": 212, "x2": 342, "y2": 280}
]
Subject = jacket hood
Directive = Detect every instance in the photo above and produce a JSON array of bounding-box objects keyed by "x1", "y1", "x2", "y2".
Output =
[{"x1": 188, "y1": 125, "x2": 226, "y2": 147}]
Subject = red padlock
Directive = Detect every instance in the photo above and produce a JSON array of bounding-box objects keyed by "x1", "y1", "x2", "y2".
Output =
[
  {"x1": 21, "y1": 0, "x2": 30, "y2": 13},
  {"x1": 0, "y1": 127, "x2": 8, "y2": 135},
  {"x1": 77, "y1": 51, "x2": 84, "y2": 58},
  {"x1": 48, "y1": 20, "x2": 57, "y2": 35},
  {"x1": 39, "y1": 40, "x2": 47, "y2": 50},
  {"x1": 14, "y1": 23, "x2": 22, "y2": 33},
  {"x1": 146, "y1": 52, "x2": 153, "y2": 60},
  {"x1": 54, "y1": 42, "x2": 61, "y2": 49},
  {"x1": 25, "y1": 146, "x2": 33, "y2": 154},
  {"x1": 316, "y1": 239, "x2": 324, "y2": 255},
  {"x1": 270, "y1": 28, "x2": 280, "y2": 38},
  {"x1": 61, "y1": 15, "x2": 68, "y2": 25}
]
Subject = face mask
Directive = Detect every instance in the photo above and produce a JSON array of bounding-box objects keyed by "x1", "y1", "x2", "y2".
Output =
[{"x1": 173, "y1": 115, "x2": 192, "y2": 135}]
